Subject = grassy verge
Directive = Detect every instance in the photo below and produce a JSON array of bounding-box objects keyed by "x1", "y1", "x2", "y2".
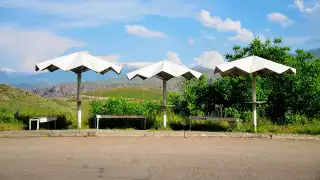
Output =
[
  {"x1": 1, "y1": 120, "x2": 319, "y2": 135},
  {"x1": 82, "y1": 86, "x2": 175, "y2": 101},
  {"x1": 82, "y1": 86, "x2": 162, "y2": 101},
  {"x1": 235, "y1": 121, "x2": 320, "y2": 135},
  {"x1": 0, "y1": 121, "x2": 24, "y2": 131}
]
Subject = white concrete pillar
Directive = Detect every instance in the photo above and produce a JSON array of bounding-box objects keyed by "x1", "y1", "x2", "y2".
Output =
[
  {"x1": 252, "y1": 75, "x2": 257, "y2": 132},
  {"x1": 163, "y1": 80, "x2": 167, "y2": 128},
  {"x1": 77, "y1": 73, "x2": 82, "y2": 129}
]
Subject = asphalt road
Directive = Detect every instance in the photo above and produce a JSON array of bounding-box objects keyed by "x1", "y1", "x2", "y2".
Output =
[{"x1": 0, "y1": 137, "x2": 319, "y2": 180}]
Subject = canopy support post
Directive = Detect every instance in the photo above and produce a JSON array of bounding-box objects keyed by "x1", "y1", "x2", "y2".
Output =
[
  {"x1": 77, "y1": 73, "x2": 82, "y2": 129},
  {"x1": 163, "y1": 80, "x2": 167, "y2": 128},
  {"x1": 252, "y1": 75, "x2": 257, "y2": 133}
]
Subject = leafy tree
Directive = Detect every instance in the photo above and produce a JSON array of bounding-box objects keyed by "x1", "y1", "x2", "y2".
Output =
[{"x1": 176, "y1": 37, "x2": 320, "y2": 124}]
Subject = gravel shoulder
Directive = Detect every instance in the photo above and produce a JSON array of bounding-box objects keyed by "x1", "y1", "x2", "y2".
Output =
[{"x1": 1, "y1": 130, "x2": 320, "y2": 141}]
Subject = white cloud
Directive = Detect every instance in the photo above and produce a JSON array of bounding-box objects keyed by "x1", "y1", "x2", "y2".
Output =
[
  {"x1": 305, "y1": 4, "x2": 320, "y2": 13},
  {"x1": 123, "y1": 62, "x2": 154, "y2": 69},
  {"x1": 204, "y1": 35, "x2": 215, "y2": 40},
  {"x1": 0, "y1": 68, "x2": 16, "y2": 73},
  {"x1": 188, "y1": 38, "x2": 195, "y2": 45},
  {"x1": 200, "y1": 30, "x2": 215, "y2": 41},
  {"x1": 228, "y1": 28, "x2": 254, "y2": 42},
  {"x1": 295, "y1": 0, "x2": 305, "y2": 12},
  {"x1": 0, "y1": 0, "x2": 199, "y2": 28},
  {"x1": 291, "y1": 0, "x2": 320, "y2": 41},
  {"x1": 194, "y1": 50, "x2": 225, "y2": 69},
  {"x1": 99, "y1": 57, "x2": 154, "y2": 69},
  {"x1": 265, "y1": 28, "x2": 270, "y2": 32},
  {"x1": 257, "y1": 34, "x2": 267, "y2": 42},
  {"x1": 0, "y1": 26, "x2": 84, "y2": 71},
  {"x1": 125, "y1": 25, "x2": 167, "y2": 38},
  {"x1": 167, "y1": 51, "x2": 182, "y2": 65},
  {"x1": 117, "y1": 51, "x2": 183, "y2": 68},
  {"x1": 199, "y1": 10, "x2": 241, "y2": 31},
  {"x1": 267, "y1": 12, "x2": 294, "y2": 27},
  {"x1": 198, "y1": 9, "x2": 254, "y2": 42},
  {"x1": 97, "y1": 55, "x2": 121, "y2": 64},
  {"x1": 294, "y1": 0, "x2": 320, "y2": 13}
]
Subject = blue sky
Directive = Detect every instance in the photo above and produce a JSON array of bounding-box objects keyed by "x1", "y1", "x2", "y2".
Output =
[{"x1": 0, "y1": 0, "x2": 319, "y2": 72}]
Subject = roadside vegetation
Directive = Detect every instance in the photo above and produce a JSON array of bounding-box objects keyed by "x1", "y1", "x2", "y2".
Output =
[
  {"x1": 1, "y1": 37, "x2": 320, "y2": 135},
  {"x1": 83, "y1": 86, "x2": 164, "y2": 101}
]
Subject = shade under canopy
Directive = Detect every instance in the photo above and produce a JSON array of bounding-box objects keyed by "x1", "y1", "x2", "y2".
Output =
[
  {"x1": 127, "y1": 60, "x2": 202, "y2": 127},
  {"x1": 35, "y1": 51, "x2": 122, "y2": 128},
  {"x1": 214, "y1": 56, "x2": 296, "y2": 132}
]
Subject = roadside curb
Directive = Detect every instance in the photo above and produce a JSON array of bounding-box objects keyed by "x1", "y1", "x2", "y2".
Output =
[{"x1": 0, "y1": 130, "x2": 319, "y2": 140}]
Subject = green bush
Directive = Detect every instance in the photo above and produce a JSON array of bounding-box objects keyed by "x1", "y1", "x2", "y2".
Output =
[
  {"x1": 167, "y1": 113, "x2": 186, "y2": 130},
  {"x1": 0, "y1": 110, "x2": 14, "y2": 122},
  {"x1": 240, "y1": 110, "x2": 252, "y2": 122},
  {"x1": 235, "y1": 118, "x2": 320, "y2": 135},
  {"x1": 285, "y1": 113, "x2": 308, "y2": 125},
  {"x1": 89, "y1": 98, "x2": 161, "y2": 117},
  {"x1": 169, "y1": 93, "x2": 190, "y2": 117},
  {"x1": 0, "y1": 108, "x2": 75, "y2": 131},
  {"x1": 150, "y1": 113, "x2": 187, "y2": 130},
  {"x1": 89, "y1": 98, "x2": 162, "y2": 129},
  {"x1": 225, "y1": 107, "x2": 240, "y2": 118},
  {"x1": 0, "y1": 121, "x2": 24, "y2": 131}
]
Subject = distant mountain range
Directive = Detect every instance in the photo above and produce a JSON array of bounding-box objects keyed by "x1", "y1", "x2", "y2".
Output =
[
  {"x1": 0, "y1": 64, "x2": 136, "y2": 89},
  {"x1": 31, "y1": 66, "x2": 218, "y2": 97},
  {"x1": 1, "y1": 48, "x2": 319, "y2": 98},
  {"x1": 309, "y1": 48, "x2": 320, "y2": 58},
  {"x1": 0, "y1": 65, "x2": 217, "y2": 97},
  {"x1": 0, "y1": 64, "x2": 216, "y2": 89}
]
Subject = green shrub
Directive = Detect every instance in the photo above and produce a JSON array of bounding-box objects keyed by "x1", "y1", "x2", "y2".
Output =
[
  {"x1": 0, "y1": 121, "x2": 24, "y2": 131},
  {"x1": 169, "y1": 93, "x2": 190, "y2": 117},
  {"x1": 285, "y1": 113, "x2": 308, "y2": 125},
  {"x1": 225, "y1": 107, "x2": 240, "y2": 118},
  {"x1": 0, "y1": 111, "x2": 14, "y2": 122},
  {"x1": 167, "y1": 113, "x2": 186, "y2": 130},
  {"x1": 89, "y1": 98, "x2": 162, "y2": 129},
  {"x1": 191, "y1": 120, "x2": 232, "y2": 132},
  {"x1": 235, "y1": 118, "x2": 320, "y2": 135},
  {"x1": 240, "y1": 110, "x2": 252, "y2": 122},
  {"x1": 89, "y1": 98, "x2": 161, "y2": 117}
]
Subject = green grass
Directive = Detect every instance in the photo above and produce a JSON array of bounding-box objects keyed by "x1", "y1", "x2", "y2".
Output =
[
  {"x1": 1, "y1": 84, "x2": 319, "y2": 135},
  {"x1": 63, "y1": 98, "x2": 91, "y2": 127},
  {"x1": 0, "y1": 121, "x2": 24, "y2": 131},
  {"x1": 83, "y1": 86, "x2": 164, "y2": 101},
  {"x1": 0, "y1": 84, "x2": 74, "y2": 130},
  {"x1": 234, "y1": 120, "x2": 320, "y2": 135},
  {"x1": 0, "y1": 84, "x2": 72, "y2": 116}
]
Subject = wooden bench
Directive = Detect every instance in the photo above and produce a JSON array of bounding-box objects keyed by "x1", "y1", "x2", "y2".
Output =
[
  {"x1": 96, "y1": 115, "x2": 147, "y2": 129},
  {"x1": 29, "y1": 116, "x2": 57, "y2": 130},
  {"x1": 189, "y1": 116, "x2": 239, "y2": 130}
]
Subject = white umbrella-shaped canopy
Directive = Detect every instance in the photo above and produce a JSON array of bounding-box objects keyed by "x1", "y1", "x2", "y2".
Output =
[
  {"x1": 214, "y1": 56, "x2": 296, "y2": 132},
  {"x1": 35, "y1": 51, "x2": 122, "y2": 128},
  {"x1": 214, "y1": 56, "x2": 296, "y2": 76},
  {"x1": 35, "y1": 51, "x2": 122, "y2": 74},
  {"x1": 127, "y1": 60, "x2": 202, "y2": 81},
  {"x1": 127, "y1": 60, "x2": 202, "y2": 127}
]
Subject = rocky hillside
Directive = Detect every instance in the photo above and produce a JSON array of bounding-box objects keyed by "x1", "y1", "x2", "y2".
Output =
[
  {"x1": 32, "y1": 67, "x2": 218, "y2": 98},
  {"x1": 0, "y1": 84, "x2": 71, "y2": 117},
  {"x1": 32, "y1": 77, "x2": 185, "y2": 98}
]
